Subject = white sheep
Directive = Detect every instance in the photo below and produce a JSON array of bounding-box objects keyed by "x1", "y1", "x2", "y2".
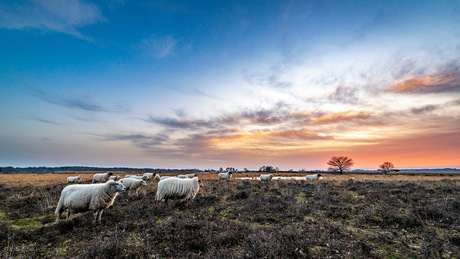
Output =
[
  {"x1": 159, "y1": 176, "x2": 170, "y2": 181},
  {"x1": 125, "y1": 175, "x2": 149, "y2": 180},
  {"x1": 177, "y1": 175, "x2": 187, "y2": 178},
  {"x1": 260, "y1": 174, "x2": 274, "y2": 181},
  {"x1": 305, "y1": 174, "x2": 322, "y2": 181},
  {"x1": 144, "y1": 173, "x2": 161, "y2": 180},
  {"x1": 119, "y1": 178, "x2": 147, "y2": 196},
  {"x1": 92, "y1": 172, "x2": 113, "y2": 183},
  {"x1": 155, "y1": 177, "x2": 203, "y2": 207},
  {"x1": 218, "y1": 172, "x2": 232, "y2": 180},
  {"x1": 109, "y1": 175, "x2": 120, "y2": 181},
  {"x1": 67, "y1": 175, "x2": 81, "y2": 183},
  {"x1": 55, "y1": 180, "x2": 126, "y2": 225},
  {"x1": 186, "y1": 173, "x2": 197, "y2": 178}
]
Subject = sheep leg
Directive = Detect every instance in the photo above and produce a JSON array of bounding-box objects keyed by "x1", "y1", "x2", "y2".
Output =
[
  {"x1": 165, "y1": 198, "x2": 169, "y2": 207},
  {"x1": 55, "y1": 210, "x2": 63, "y2": 224},
  {"x1": 66, "y1": 210, "x2": 70, "y2": 221},
  {"x1": 92, "y1": 211, "x2": 99, "y2": 225},
  {"x1": 185, "y1": 199, "x2": 189, "y2": 207},
  {"x1": 98, "y1": 209, "x2": 104, "y2": 224},
  {"x1": 136, "y1": 190, "x2": 139, "y2": 196}
]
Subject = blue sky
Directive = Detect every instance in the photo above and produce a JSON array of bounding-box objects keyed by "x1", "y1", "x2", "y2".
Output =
[{"x1": 1, "y1": 0, "x2": 460, "y2": 170}]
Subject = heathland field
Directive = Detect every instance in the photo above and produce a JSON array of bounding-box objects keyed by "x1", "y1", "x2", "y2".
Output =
[{"x1": 1, "y1": 172, "x2": 459, "y2": 258}]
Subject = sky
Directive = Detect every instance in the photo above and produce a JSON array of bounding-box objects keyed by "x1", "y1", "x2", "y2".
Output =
[{"x1": 1, "y1": 0, "x2": 460, "y2": 170}]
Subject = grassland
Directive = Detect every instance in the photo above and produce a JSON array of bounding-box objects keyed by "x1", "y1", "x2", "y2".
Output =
[{"x1": 1, "y1": 172, "x2": 459, "y2": 258}]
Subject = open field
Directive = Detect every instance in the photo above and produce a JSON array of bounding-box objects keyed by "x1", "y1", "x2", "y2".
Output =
[
  {"x1": 1, "y1": 172, "x2": 459, "y2": 258},
  {"x1": 1, "y1": 171, "x2": 460, "y2": 186}
]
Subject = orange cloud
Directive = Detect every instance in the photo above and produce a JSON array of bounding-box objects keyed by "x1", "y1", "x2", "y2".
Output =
[
  {"x1": 209, "y1": 130, "x2": 320, "y2": 145},
  {"x1": 389, "y1": 73, "x2": 456, "y2": 92},
  {"x1": 309, "y1": 110, "x2": 370, "y2": 124}
]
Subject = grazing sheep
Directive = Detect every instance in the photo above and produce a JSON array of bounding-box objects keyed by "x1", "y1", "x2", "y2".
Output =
[
  {"x1": 144, "y1": 173, "x2": 161, "y2": 180},
  {"x1": 119, "y1": 178, "x2": 147, "y2": 196},
  {"x1": 155, "y1": 177, "x2": 203, "y2": 207},
  {"x1": 305, "y1": 174, "x2": 322, "y2": 181},
  {"x1": 186, "y1": 173, "x2": 197, "y2": 178},
  {"x1": 218, "y1": 172, "x2": 232, "y2": 180},
  {"x1": 125, "y1": 175, "x2": 149, "y2": 180},
  {"x1": 109, "y1": 175, "x2": 120, "y2": 181},
  {"x1": 55, "y1": 180, "x2": 126, "y2": 225},
  {"x1": 177, "y1": 175, "x2": 187, "y2": 179},
  {"x1": 67, "y1": 175, "x2": 81, "y2": 183},
  {"x1": 92, "y1": 172, "x2": 113, "y2": 183},
  {"x1": 260, "y1": 174, "x2": 274, "y2": 181}
]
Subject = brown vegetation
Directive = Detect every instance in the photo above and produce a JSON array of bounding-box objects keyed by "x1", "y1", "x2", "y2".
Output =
[{"x1": 1, "y1": 172, "x2": 459, "y2": 258}]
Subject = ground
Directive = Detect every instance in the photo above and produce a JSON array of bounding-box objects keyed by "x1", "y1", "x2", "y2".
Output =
[{"x1": 1, "y1": 171, "x2": 459, "y2": 258}]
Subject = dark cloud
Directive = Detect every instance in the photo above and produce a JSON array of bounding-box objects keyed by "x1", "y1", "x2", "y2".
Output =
[
  {"x1": 446, "y1": 99, "x2": 460, "y2": 106},
  {"x1": 411, "y1": 105, "x2": 439, "y2": 115},
  {"x1": 328, "y1": 85, "x2": 358, "y2": 104},
  {"x1": 145, "y1": 103, "x2": 291, "y2": 129},
  {"x1": 103, "y1": 133, "x2": 169, "y2": 149},
  {"x1": 145, "y1": 115, "x2": 217, "y2": 129}
]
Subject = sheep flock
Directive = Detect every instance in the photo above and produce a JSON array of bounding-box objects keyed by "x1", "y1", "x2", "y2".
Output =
[{"x1": 55, "y1": 171, "x2": 322, "y2": 226}]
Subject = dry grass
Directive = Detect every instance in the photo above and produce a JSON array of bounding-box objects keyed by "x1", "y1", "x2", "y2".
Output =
[
  {"x1": 1, "y1": 178, "x2": 459, "y2": 258},
  {"x1": 1, "y1": 171, "x2": 459, "y2": 186}
]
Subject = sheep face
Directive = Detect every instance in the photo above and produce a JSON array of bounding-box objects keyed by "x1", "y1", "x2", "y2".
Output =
[
  {"x1": 198, "y1": 179, "x2": 204, "y2": 187},
  {"x1": 317, "y1": 174, "x2": 322, "y2": 177},
  {"x1": 107, "y1": 172, "x2": 113, "y2": 176},
  {"x1": 141, "y1": 180, "x2": 147, "y2": 186},
  {"x1": 109, "y1": 180, "x2": 126, "y2": 192}
]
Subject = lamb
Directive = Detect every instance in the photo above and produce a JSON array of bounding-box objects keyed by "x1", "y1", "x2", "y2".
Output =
[
  {"x1": 260, "y1": 174, "x2": 274, "y2": 181},
  {"x1": 92, "y1": 172, "x2": 113, "y2": 183},
  {"x1": 177, "y1": 175, "x2": 187, "y2": 179},
  {"x1": 155, "y1": 177, "x2": 203, "y2": 207},
  {"x1": 218, "y1": 172, "x2": 232, "y2": 180},
  {"x1": 119, "y1": 178, "x2": 147, "y2": 196},
  {"x1": 305, "y1": 174, "x2": 322, "y2": 181},
  {"x1": 55, "y1": 180, "x2": 126, "y2": 225},
  {"x1": 67, "y1": 175, "x2": 81, "y2": 183},
  {"x1": 186, "y1": 173, "x2": 197, "y2": 178},
  {"x1": 109, "y1": 175, "x2": 120, "y2": 181},
  {"x1": 125, "y1": 175, "x2": 149, "y2": 180},
  {"x1": 143, "y1": 173, "x2": 161, "y2": 180}
]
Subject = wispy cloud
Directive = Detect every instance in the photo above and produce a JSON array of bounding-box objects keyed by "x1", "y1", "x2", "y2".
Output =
[
  {"x1": 30, "y1": 87, "x2": 108, "y2": 112},
  {"x1": 0, "y1": 0, "x2": 105, "y2": 39},
  {"x1": 328, "y1": 85, "x2": 359, "y2": 104},
  {"x1": 145, "y1": 115, "x2": 217, "y2": 129},
  {"x1": 410, "y1": 105, "x2": 439, "y2": 115},
  {"x1": 102, "y1": 133, "x2": 170, "y2": 149},
  {"x1": 141, "y1": 34, "x2": 179, "y2": 58},
  {"x1": 31, "y1": 117, "x2": 62, "y2": 125},
  {"x1": 308, "y1": 110, "x2": 371, "y2": 124},
  {"x1": 389, "y1": 69, "x2": 459, "y2": 93}
]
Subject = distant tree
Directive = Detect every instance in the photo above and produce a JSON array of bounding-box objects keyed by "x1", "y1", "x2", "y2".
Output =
[
  {"x1": 259, "y1": 165, "x2": 276, "y2": 172},
  {"x1": 244, "y1": 168, "x2": 249, "y2": 172},
  {"x1": 378, "y1": 162, "x2": 395, "y2": 174},
  {"x1": 219, "y1": 167, "x2": 224, "y2": 172},
  {"x1": 327, "y1": 156, "x2": 354, "y2": 174}
]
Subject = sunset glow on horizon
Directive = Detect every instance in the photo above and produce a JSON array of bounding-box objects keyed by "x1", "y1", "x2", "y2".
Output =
[{"x1": 1, "y1": 1, "x2": 459, "y2": 170}]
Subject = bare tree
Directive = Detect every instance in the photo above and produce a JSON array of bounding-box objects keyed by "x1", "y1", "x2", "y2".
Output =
[
  {"x1": 378, "y1": 162, "x2": 395, "y2": 174},
  {"x1": 327, "y1": 156, "x2": 354, "y2": 174}
]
